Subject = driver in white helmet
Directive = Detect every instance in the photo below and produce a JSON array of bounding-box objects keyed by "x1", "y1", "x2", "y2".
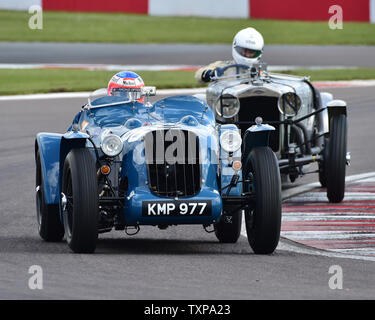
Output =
[{"x1": 195, "y1": 27, "x2": 264, "y2": 83}]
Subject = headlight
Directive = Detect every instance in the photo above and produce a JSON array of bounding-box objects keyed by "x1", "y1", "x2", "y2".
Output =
[
  {"x1": 220, "y1": 130, "x2": 242, "y2": 153},
  {"x1": 216, "y1": 95, "x2": 240, "y2": 119},
  {"x1": 278, "y1": 92, "x2": 302, "y2": 117},
  {"x1": 101, "y1": 134, "x2": 123, "y2": 157}
]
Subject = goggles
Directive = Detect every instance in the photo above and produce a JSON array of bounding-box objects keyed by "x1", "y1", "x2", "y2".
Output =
[{"x1": 234, "y1": 46, "x2": 262, "y2": 59}]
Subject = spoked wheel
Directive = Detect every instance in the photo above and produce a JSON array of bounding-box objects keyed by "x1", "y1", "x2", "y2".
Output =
[
  {"x1": 214, "y1": 207, "x2": 242, "y2": 243},
  {"x1": 35, "y1": 151, "x2": 64, "y2": 242},
  {"x1": 243, "y1": 147, "x2": 282, "y2": 254},
  {"x1": 62, "y1": 148, "x2": 99, "y2": 253},
  {"x1": 325, "y1": 114, "x2": 348, "y2": 203}
]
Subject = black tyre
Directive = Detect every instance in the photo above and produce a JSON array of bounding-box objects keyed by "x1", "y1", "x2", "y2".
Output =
[
  {"x1": 214, "y1": 208, "x2": 242, "y2": 243},
  {"x1": 35, "y1": 151, "x2": 64, "y2": 242},
  {"x1": 325, "y1": 114, "x2": 347, "y2": 203},
  {"x1": 318, "y1": 138, "x2": 328, "y2": 187},
  {"x1": 318, "y1": 164, "x2": 327, "y2": 187},
  {"x1": 244, "y1": 147, "x2": 282, "y2": 254},
  {"x1": 62, "y1": 148, "x2": 98, "y2": 253}
]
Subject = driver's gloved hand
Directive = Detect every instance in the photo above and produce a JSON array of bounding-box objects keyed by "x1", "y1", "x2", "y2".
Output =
[
  {"x1": 201, "y1": 69, "x2": 214, "y2": 82},
  {"x1": 201, "y1": 67, "x2": 224, "y2": 82}
]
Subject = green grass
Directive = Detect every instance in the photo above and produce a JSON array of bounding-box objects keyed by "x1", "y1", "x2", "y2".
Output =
[
  {"x1": 0, "y1": 69, "x2": 199, "y2": 95},
  {"x1": 1, "y1": 10, "x2": 375, "y2": 45},
  {"x1": 277, "y1": 68, "x2": 375, "y2": 81},
  {"x1": 1, "y1": 68, "x2": 375, "y2": 96}
]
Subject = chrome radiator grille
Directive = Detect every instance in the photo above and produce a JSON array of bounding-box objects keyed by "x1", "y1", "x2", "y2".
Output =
[
  {"x1": 239, "y1": 96, "x2": 280, "y2": 152},
  {"x1": 144, "y1": 129, "x2": 201, "y2": 197}
]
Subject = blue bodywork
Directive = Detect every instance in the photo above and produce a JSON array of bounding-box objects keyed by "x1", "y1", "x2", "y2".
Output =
[{"x1": 36, "y1": 93, "x2": 270, "y2": 227}]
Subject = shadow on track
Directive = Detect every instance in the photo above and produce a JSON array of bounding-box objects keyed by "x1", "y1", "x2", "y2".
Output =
[
  {"x1": 1, "y1": 235, "x2": 259, "y2": 256},
  {"x1": 95, "y1": 237, "x2": 253, "y2": 255}
]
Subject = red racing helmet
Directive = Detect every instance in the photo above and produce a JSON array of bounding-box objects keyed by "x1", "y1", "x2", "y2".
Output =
[{"x1": 107, "y1": 71, "x2": 145, "y2": 102}]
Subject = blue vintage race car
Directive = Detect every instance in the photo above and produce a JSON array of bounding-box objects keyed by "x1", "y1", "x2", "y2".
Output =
[{"x1": 35, "y1": 87, "x2": 282, "y2": 254}]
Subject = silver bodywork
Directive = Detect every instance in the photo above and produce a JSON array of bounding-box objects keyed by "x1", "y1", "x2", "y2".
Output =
[
  {"x1": 206, "y1": 70, "x2": 333, "y2": 157},
  {"x1": 202, "y1": 64, "x2": 348, "y2": 183}
]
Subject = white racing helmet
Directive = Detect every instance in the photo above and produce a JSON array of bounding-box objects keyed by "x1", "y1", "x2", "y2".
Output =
[{"x1": 232, "y1": 27, "x2": 264, "y2": 66}]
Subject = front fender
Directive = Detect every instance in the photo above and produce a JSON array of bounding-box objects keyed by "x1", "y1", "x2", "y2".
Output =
[
  {"x1": 318, "y1": 95, "x2": 347, "y2": 134},
  {"x1": 35, "y1": 131, "x2": 89, "y2": 205},
  {"x1": 327, "y1": 100, "x2": 347, "y2": 129},
  {"x1": 318, "y1": 92, "x2": 333, "y2": 135},
  {"x1": 242, "y1": 123, "x2": 275, "y2": 162}
]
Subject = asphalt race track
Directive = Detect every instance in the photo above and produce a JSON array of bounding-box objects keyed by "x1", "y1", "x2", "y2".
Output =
[
  {"x1": 0, "y1": 86, "x2": 374, "y2": 299},
  {"x1": 1, "y1": 42, "x2": 375, "y2": 67}
]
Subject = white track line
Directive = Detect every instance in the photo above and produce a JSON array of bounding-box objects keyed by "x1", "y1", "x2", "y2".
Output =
[
  {"x1": 0, "y1": 63, "x2": 199, "y2": 71},
  {"x1": 0, "y1": 63, "x2": 359, "y2": 71},
  {"x1": 276, "y1": 241, "x2": 375, "y2": 261},
  {"x1": 2, "y1": 78, "x2": 375, "y2": 101},
  {"x1": 0, "y1": 92, "x2": 92, "y2": 101},
  {"x1": 0, "y1": 88, "x2": 207, "y2": 101},
  {"x1": 280, "y1": 231, "x2": 375, "y2": 240}
]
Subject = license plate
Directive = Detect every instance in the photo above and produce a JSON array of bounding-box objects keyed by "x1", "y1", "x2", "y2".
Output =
[{"x1": 142, "y1": 200, "x2": 211, "y2": 217}]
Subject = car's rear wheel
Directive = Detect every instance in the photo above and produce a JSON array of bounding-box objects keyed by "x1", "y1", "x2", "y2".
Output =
[
  {"x1": 214, "y1": 208, "x2": 242, "y2": 243},
  {"x1": 62, "y1": 148, "x2": 98, "y2": 253},
  {"x1": 325, "y1": 114, "x2": 347, "y2": 203},
  {"x1": 35, "y1": 151, "x2": 64, "y2": 242},
  {"x1": 243, "y1": 147, "x2": 282, "y2": 254}
]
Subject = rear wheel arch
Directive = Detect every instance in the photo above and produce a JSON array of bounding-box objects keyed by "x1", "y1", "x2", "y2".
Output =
[{"x1": 35, "y1": 149, "x2": 65, "y2": 242}]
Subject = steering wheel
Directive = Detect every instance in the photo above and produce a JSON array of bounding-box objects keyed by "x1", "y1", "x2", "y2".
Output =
[{"x1": 215, "y1": 63, "x2": 250, "y2": 77}]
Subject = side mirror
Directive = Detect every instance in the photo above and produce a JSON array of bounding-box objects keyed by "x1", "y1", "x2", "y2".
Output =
[{"x1": 141, "y1": 86, "x2": 156, "y2": 97}]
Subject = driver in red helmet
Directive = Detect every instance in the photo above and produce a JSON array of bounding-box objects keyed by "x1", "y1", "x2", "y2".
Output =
[{"x1": 107, "y1": 71, "x2": 145, "y2": 103}]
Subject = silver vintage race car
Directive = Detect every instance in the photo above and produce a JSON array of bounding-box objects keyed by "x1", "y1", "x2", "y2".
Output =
[{"x1": 200, "y1": 63, "x2": 349, "y2": 203}]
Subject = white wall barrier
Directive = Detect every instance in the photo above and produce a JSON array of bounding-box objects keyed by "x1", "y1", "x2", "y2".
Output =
[
  {"x1": 149, "y1": 0, "x2": 249, "y2": 18},
  {"x1": 0, "y1": 0, "x2": 41, "y2": 10},
  {"x1": 1, "y1": 0, "x2": 373, "y2": 23}
]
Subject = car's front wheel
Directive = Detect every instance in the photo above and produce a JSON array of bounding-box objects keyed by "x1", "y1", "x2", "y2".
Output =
[
  {"x1": 243, "y1": 147, "x2": 282, "y2": 254},
  {"x1": 62, "y1": 148, "x2": 99, "y2": 253},
  {"x1": 214, "y1": 208, "x2": 242, "y2": 243},
  {"x1": 325, "y1": 114, "x2": 347, "y2": 203}
]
